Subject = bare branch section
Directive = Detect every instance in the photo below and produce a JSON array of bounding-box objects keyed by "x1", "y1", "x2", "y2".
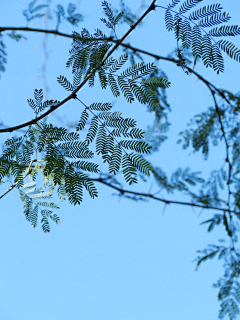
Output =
[
  {"x1": 210, "y1": 90, "x2": 234, "y2": 248},
  {"x1": 92, "y1": 178, "x2": 238, "y2": 214},
  {"x1": 0, "y1": 159, "x2": 37, "y2": 199},
  {"x1": 0, "y1": 26, "x2": 72, "y2": 38},
  {"x1": 0, "y1": 0, "x2": 157, "y2": 134}
]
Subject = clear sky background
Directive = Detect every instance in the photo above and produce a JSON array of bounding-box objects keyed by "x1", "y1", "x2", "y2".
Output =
[{"x1": 1, "y1": 0, "x2": 240, "y2": 319}]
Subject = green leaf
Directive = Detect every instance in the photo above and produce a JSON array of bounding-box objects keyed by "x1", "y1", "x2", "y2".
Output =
[
  {"x1": 122, "y1": 154, "x2": 137, "y2": 185},
  {"x1": 57, "y1": 75, "x2": 74, "y2": 91},
  {"x1": 109, "y1": 144, "x2": 122, "y2": 174},
  {"x1": 85, "y1": 116, "x2": 98, "y2": 145},
  {"x1": 218, "y1": 40, "x2": 240, "y2": 63},
  {"x1": 76, "y1": 108, "x2": 89, "y2": 131}
]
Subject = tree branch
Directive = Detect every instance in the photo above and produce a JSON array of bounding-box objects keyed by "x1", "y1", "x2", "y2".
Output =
[
  {"x1": 0, "y1": 26, "x2": 72, "y2": 38},
  {"x1": 92, "y1": 177, "x2": 238, "y2": 214},
  {"x1": 1, "y1": 25, "x2": 229, "y2": 103},
  {"x1": 210, "y1": 90, "x2": 234, "y2": 247}
]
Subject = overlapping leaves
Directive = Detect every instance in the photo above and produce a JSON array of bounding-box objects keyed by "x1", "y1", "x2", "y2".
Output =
[{"x1": 164, "y1": 0, "x2": 240, "y2": 73}]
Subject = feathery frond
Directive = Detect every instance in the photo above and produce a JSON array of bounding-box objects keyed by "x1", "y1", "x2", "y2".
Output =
[
  {"x1": 189, "y1": 4, "x2": 222, "y2": 20},
  {"x1": 218, "y1": 40, "x2": 240, "y2": 62},
  {"x1": 163, "y1": 0, "x2": 240, "y2": 72},
  {"x1": 179, "y1": 0, "x2": 202, "y2": 14}
]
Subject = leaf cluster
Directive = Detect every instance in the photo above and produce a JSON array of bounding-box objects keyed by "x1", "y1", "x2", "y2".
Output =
[
  {"x1": 54, "y1": 3, "x2": 83, "y2": 30},
  {"x1": 164, "y1": 0, "x2": 240, "y2": 73},
  {"x1": 22, "y1": 0, "x2": 48, "y2": 23}
]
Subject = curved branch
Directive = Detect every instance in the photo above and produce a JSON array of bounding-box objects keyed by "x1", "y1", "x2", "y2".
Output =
[{"x1": 92, "y1": 177, "x2": 237, "y2": 214}]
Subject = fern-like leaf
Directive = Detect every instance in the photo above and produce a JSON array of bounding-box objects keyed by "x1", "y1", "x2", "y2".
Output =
[
  {"x1": 128, "y1": 153, "x2": 153, "y2": 176},
  {"x1": 57, "y1": 75, "x2": 74, "y2": 91},
  {"x1": 218, "y1": 40, "x2": 240, "y2": 63},
  {"x1": 118, "y1": 76, "x2": 134, "y2": 102},
  {"x1": 209, "y1": 25, "x2": 240, "y2": 37},
  {"x1": 174, "y1": 14, "x2": 183, "y2": 41},
  {"x1": 120, "y1": 140, "x2": 151, "y2": 154},
  {"x1": 192, "y1": 25, "x2": 202, "y2": 58},
  {"x1": 31, "y1": 205, "x2": 38, "y2": 228},
  {"x1": 73, "y1": 71, "x2": 82, "y2": 89},
  {"x1": 198, "y1": 12, "x2": 231, "y2": 28},
  {"x1": 108, "y1": 54, "x2": 128, "y2": 73},
  {"x1": 85, "y1": 116, "x2": 98, "y2": 145},
  {"x1": 165, "y1": 9, "x2": 174, "y2": 31},
  {"x1": 182, "y1": 19, "x2": 192, "y2": 49},
  {"x1": 53, "y1": 155, "x2": 65, "y2": 185},
  {"x1": 212, "y1": 43, "x2": 224, "y2": 73},
  {"x1": 189, "y1": 4, "x2": 222, "y2": 20},
  {"x1": 96, "y1": 123, "x2": 107, "y2": 155},
  {"x1": 78, "y1": 172, "x2": 98, "y2": 198},
  {"x1": 167, "y1": 0, "x2": 181, "y2": 10},
  {"x1": 179, "y1": 0, "x2": 203, "y2": 14},
  {"x1": 109, "y1": 144, "x2": 122, "y2": 174},
  {"x1": 102, "y1": 135, "x2": 114, "y2": 163},
  {"x1": 73, "y1": 160, "x2": 99, "y2": 173},
  {"x1": 76, "y1": 108, "x2": 89, "y2": 131},
  {"x1": 98, "y1": 69, "x2": 108, "y2": 89},
  {"x1": 128, "y1": 81, "x2": 146, "y2": 104},
  {"x1": 141, "y1": 77, "x2": 171, "y2": 89},
  {"x1": 41, "y1": 212, "x2": 50, "y2": 233},
  {"x1": 141, "y1": 86, "x2": 161, "y2": 110},
  {"x1": 108, "y1": 74, "x2": 120, "y2": 97},
  {"x1": 23, "y1": 0, "x2": 48, "y2": 22},
  {"x1": 102, "y1": 1, "x2": 115, "y2": 25},
  {"x1": 122, "y1": 154, "x2": 137, "y2": 185},
  {"x1": 89, "y1": 102, "x2": 112, "y2": 111},
  {"x1": 121, "y1": 62, "x2": 155, "y2": 79},
  {"x1": 65, "y1": 170, "x2": 83, "y2": 205},
  {"x1": 202, "y1": 34, "x2": 212, "y2": 67},
  {"x1": 129, "y1": 128, "x2": 145, "y2": 139}
]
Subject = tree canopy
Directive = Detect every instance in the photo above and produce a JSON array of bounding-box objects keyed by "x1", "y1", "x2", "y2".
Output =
[{"x1": 1, "y1": 0, "x2": 240, "y2": 318}]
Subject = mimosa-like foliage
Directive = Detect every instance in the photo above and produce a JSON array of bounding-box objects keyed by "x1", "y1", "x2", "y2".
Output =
[
  {"x1": 2, "y1": 1, "x2": 240, "y2": 318},
  {"x1": 164, "y1": 0, "x2": 240, "y2": 73}
]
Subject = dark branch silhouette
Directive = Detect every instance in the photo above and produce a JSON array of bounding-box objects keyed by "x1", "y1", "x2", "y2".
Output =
[{"x1": 91, "y1": 177, "x2": 238, "y2": 214}]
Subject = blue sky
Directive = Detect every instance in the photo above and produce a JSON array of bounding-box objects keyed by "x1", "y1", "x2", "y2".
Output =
[{"x1": 1, "y1": 0, "x2": 240, "y2": 319}]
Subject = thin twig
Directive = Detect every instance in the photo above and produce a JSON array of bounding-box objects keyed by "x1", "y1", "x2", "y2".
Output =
[
  {"x1": 91, "y1": 177, "x2": 238, "y2": 214},
  {"x1": 210, "y1": 89, "x2": 234, "y2": 249}
]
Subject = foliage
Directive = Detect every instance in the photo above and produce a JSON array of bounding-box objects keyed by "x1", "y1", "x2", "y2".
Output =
[
  {"x1": 22, "y1": 0, "x2": 48, "y2": 23},
  {"x1": 54, "y1": 2, "x2": 83, "y2": 30},
  {"x1": 163, "y1": 0, "x2": 240, "y2": 73},
  {"x1": 1, "y1": 0, "x2": 240, "y2": 318}
]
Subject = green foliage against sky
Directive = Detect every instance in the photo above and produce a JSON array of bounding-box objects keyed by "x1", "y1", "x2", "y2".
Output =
[{"x1": 1, "y1": 0, "x2": 240, "y2": 318}]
